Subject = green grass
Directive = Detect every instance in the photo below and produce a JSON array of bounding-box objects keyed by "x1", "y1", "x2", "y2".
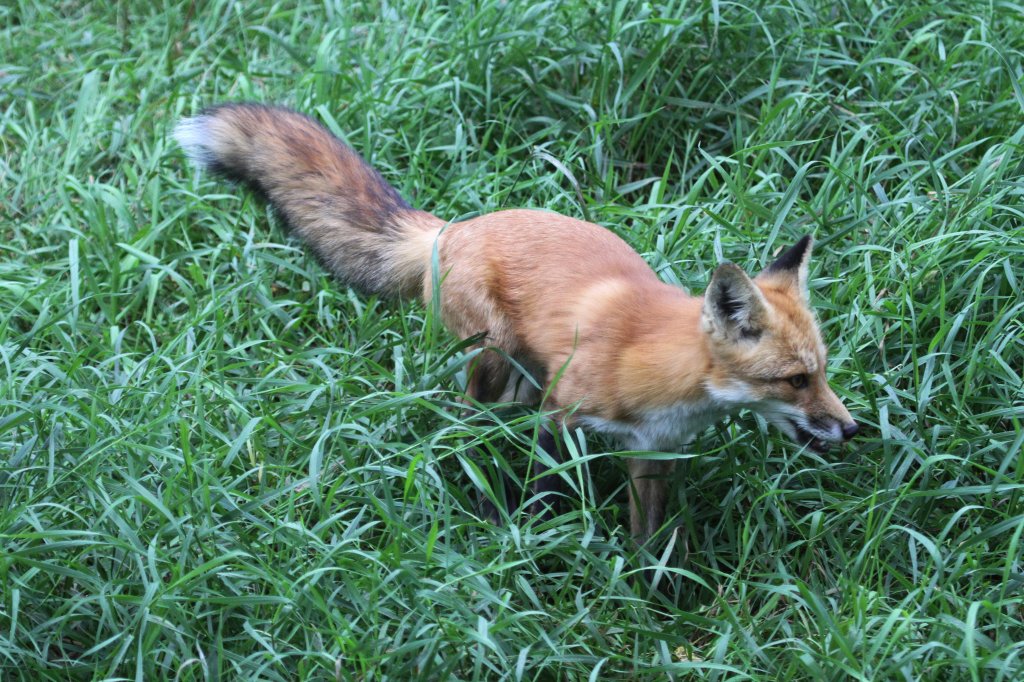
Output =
[{"x1": 2, "y1": 0, "x2": 1023, "y2": 679}]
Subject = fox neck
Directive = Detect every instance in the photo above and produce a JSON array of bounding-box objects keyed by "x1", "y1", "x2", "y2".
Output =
[
  {"x1": 615, "y1": 294, "x2": 719, "y2": 415},
  {"x1": 578, "y1": 293, "x2": 755, "y2": 451}
]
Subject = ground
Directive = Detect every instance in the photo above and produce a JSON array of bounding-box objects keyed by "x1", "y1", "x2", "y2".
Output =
[{"x1": 1, "y1": 1, "x2": 1022, "y2": 679}]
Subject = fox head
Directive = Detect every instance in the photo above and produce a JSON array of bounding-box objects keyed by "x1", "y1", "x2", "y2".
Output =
[{"x1": 700, "y1": 236, "x2": 858, "y2": 452}]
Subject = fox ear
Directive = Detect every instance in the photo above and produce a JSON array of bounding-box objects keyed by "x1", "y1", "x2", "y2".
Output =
[
  {"x1": 758, "y1": 235, "x2": 813, "y2": 300},
  {"x1": 702, "y1": 263, "x2": 769, "y2": 341}
]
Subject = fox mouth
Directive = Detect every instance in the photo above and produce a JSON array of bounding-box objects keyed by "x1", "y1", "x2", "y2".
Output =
[{"x1": 790, "y1": 420, "x2": 832, "y2": 453}]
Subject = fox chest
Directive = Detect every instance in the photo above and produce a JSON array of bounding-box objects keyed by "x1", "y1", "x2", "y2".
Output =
[{"x1": 578, "y1": 401, "x2": 736, "y2": 452}]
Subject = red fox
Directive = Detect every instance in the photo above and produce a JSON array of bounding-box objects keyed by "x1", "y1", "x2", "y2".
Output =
[{"x1": 175, "y1": 103, "x2": 859, "y2": 542}]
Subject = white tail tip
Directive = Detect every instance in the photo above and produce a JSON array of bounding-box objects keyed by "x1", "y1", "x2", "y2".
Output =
[{"x1": 173, "y1": 115, "x2": 215, "y2": 168}]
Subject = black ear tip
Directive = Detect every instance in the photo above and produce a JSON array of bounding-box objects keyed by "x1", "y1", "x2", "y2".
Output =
[{"x1": 766, "y1": 235, "x2": 813, "y2": 273}]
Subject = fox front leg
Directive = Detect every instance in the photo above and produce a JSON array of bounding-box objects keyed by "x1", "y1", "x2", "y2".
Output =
[{"x1": 628, "y1": 458, "x2": 676, "y2": 543}]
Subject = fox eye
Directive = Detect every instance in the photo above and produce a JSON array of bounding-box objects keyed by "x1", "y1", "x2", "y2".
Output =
[{"x1": 787, "y1": 374, "x2": 809, "y2": 389}]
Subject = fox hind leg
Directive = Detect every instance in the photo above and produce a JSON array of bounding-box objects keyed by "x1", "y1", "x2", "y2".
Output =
[
  {"x1": 526, "y1": 426, "x2": 567, "y2": 519},
  {"x1": 463, "y1": 351, "x2": 567, "y2": 524},
  {"x1": 463, "y1": 352, "x2": 519, "y2": 521}
]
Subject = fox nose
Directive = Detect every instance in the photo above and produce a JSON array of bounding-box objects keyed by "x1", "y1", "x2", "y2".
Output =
[{"x1": 841, "y1": 422, "x2": 859, "y2": 440}]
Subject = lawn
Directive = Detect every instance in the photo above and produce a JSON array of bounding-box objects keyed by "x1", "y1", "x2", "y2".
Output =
[{"x1": 1, "y1": 0, "x2": 1022, "y2": 679}]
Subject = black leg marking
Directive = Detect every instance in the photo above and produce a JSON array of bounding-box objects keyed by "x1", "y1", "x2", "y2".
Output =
[
  {"x1": 465, "y1": 352, "x2": 511, "y2": 405},
  {"x1": 527, "y1": 427, "x2": 566, "y2": 519},
  {"x1": 476, "y1": 468, "x2": 518, "y2": 524}
]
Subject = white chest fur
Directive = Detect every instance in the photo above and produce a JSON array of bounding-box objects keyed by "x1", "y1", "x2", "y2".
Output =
[{"x1": 578, "y1": 399, "x2": 738, "y2": 452}]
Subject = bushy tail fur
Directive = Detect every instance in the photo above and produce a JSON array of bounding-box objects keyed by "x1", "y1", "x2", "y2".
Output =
[{"x1": 174, "y1": 103, "x2": 443, "y2": 298}]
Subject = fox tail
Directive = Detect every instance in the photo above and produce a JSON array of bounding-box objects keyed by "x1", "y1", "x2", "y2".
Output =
[{"x1": 174, "y1": 103, "x2": 443, "y2": 298}]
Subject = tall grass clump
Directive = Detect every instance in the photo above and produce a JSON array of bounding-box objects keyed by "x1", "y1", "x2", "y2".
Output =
[{"x1": 1, "y1": 0, "x2": 1022, "y2": 679}]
